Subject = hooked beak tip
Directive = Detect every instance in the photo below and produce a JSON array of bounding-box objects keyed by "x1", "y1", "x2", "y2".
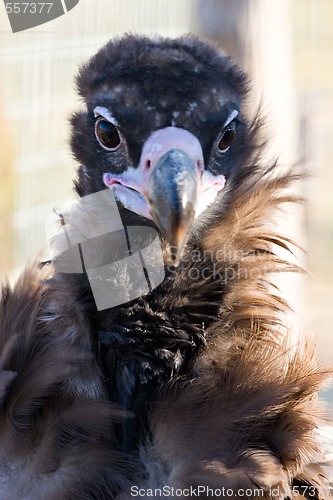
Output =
[{"x1": 168, "y1": 226, "x2": 188, "y2": 266}]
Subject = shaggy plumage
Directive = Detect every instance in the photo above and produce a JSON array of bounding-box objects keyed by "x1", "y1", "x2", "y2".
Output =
[{"x1": 0, "y1": 34, "x2": 332, "y2": 499}]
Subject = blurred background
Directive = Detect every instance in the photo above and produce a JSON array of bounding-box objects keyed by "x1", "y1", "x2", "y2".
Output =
[{"x1": 0, "y1": 1, "x2": 332, "y2": 376}]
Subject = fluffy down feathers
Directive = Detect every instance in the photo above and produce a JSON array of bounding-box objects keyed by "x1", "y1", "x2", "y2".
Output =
[{"x1": 0, "y1": 171, "x2": 331, "y2": 499}]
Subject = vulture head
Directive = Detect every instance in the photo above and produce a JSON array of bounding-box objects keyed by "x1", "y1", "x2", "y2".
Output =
[{"x1": 71, "y1": 35, "x2": 253, "y2": 264}]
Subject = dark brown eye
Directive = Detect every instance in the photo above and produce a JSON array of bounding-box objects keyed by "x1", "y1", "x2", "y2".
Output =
[
  {"x1": 95, "y1": 118, "x2": 122, "y2": 150},
  {"x1": 218, "y1": 121, "x2": 236, "y2": 152}
]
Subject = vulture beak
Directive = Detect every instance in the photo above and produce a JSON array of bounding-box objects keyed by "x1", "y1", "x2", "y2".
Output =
[
  {"x1": 103, "y1": 127, "x2": 225, "y2": 264},
  {"x1": 147, "y1": 146, "x2": 200, "y2": 264}
]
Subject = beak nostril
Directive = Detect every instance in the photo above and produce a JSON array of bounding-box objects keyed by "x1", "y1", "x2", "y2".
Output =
[
  {"x1": 197, "y1": 159, "x2": 203, "y2": 173},
  {"x1": 144, "y1": 159, "x2": 151, "y2": 171}
]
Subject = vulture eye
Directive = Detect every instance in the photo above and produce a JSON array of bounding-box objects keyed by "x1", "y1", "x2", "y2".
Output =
[
  {"x1": 95, "y1": 118, "x2": 122, "y2": 151},
  {"x1": 218, "y1": 120, "x2": 236, "y2": 153}
]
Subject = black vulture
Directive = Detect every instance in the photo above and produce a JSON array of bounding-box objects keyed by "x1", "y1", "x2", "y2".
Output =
[{"x1": 0, "y1": 34, "x2": 332, "y2": 499}]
